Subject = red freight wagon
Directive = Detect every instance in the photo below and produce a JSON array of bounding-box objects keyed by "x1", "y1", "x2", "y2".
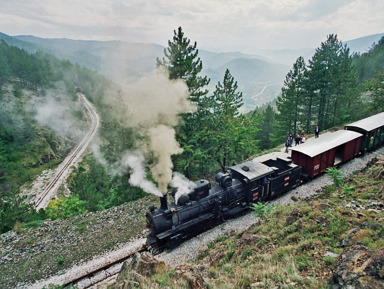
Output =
[{"x1": 290, "y1": 130, "x2": 362, "y2": 179}]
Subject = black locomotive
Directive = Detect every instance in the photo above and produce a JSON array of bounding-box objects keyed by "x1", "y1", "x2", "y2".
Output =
[{"x1": 146, "y1": 157, "x2": 302, "y2": 254}]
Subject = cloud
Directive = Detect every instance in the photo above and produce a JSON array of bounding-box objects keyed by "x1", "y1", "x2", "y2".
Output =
[{"x1": 0, "y1": 0, "x2": 382, "y2": 51}]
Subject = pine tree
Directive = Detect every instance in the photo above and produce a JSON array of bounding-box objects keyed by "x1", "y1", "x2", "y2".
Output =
[
  {"x1": 306, "y1": 34, "x2": 360, "y2": 130},
  {"x1": 157, "y1": 27, "x2": 211, "y2": 177},
  {"x1": 157, "y1": 27, "x2": 210, "y2": 105},
  {"x1": 258, "y1": 105, "x2": 276, "y2": 150},
  {"x1": 276, "y1": 56, "x2": 307, "y2": 141},
  {"x1": 365, "y1": 69, "x2": 384, "y2": 112},
  {"x1": 208, "y1": 69, "x2": 256, "y2": 171}
]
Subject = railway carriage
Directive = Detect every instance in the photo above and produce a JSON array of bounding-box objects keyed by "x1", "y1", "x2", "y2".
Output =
[
  {"x1": 344, "y1": 112, "x2": 384, "y2": 152},
  {"x1": 290, "y1": 130, "x2": 362, "y2": 179}
]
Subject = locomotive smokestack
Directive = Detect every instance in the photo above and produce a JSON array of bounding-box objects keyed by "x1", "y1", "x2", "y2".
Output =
[{"x1": 160, "y1": 195, "x2": 168, "y2": 211}]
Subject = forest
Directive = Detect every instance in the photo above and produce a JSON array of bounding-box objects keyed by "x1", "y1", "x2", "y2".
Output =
[{"x1": 0, "y1": 29, "x2": 383, "y2": 233}]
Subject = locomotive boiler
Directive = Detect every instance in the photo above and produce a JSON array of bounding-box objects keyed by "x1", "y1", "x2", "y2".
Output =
[{"x1": 146, "y1": 157, "x2": 302, "y2": 254}]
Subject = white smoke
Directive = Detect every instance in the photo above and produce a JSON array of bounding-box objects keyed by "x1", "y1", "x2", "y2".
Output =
[
  {"x1": 170, "y1": 172, "x2": 197, "y2": 203},
  {"x1": 31, "y1": 83, "x2": 85, "y2": 141},
  {"x1": 121, "y1": 151, "x2": 163, "y2": 197},
  {"x1": 105, "y1": 68, "x2": 196, "y2": 196}
]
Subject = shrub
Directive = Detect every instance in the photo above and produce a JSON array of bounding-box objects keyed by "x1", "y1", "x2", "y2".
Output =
[
  {"x1": 57, "y1": 256, "x2": 65, "y2": 266},
  {"x1": 252, "y1": 202, "x2": 274, "y2": 219},
  {"x1": 46, "y1": 195, "x2": 87, "y2": 220},
  {"x1": 325, "y1": 167, "x2": 343, "y2": 186}
]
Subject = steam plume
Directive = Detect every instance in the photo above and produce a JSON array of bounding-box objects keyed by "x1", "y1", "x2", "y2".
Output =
[
  {"x1": 122, "y1": 152, "x2": 163, "y2": 197},
  {"x1": 170, "y1": 172, "x2": 197, "y2": 203},
  {"x1": 106, "y1": 68, "x2": 196, "y2": 195}
]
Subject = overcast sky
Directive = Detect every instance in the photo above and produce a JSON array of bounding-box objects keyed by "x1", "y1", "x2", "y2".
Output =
[{"x1": 1, "y1": 0, "x2": 383, "y2": 53}]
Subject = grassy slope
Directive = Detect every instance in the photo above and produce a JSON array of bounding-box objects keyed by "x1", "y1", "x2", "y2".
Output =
[{"x1": 118, "y1": 157, "x2": 384, "y2": 289}]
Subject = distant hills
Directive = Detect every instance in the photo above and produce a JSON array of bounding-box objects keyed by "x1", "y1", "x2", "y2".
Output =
[{"x1": 1, "y1": 32, "x2": 383, "y2": 111}]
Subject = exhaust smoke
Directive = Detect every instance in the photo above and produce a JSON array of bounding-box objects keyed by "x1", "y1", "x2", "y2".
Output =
[{"x1": 103, "y1": 68, "x2": 196, "y2": 196}]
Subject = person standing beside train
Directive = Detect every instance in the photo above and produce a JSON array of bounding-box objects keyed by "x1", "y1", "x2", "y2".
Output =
[
  {"x1": 285, "y1": 137, "x2": 290, "y2": 152},
  {"x1": 315, "y1": 125, "x2": 320, "y2": 138},
  {"x1": 295, "y1": 134, "x2": 301, "y2": 146},
  {"x1": 289, "y1": 132, "x2": 293, "y2": 146},
  {"x1": 300, "y1": 130, "x2": 306, "y2": 143}
]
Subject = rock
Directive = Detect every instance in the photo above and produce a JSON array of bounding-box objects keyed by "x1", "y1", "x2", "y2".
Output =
[
  {"x1": 328, "y1": 246, "x2": 384, "y2": 288},
  {"x1": 201, "y1": 248, "x2": 225, "y2": 267},
  {"x1": 285, "y1": 207, "x2": 303, "y2": 226},
  {"x1": 324, "y1": 251, "x2": 339, "y2": 258},
  {"x1": 291, "y1": 196, "x2": 299, "y2": 202},
  {"x1": 175, "y1": 264, "x2": 206, "y2": 289},
  {"x1": 115, "y1": 252, "x2": 166, "y2": 288}
]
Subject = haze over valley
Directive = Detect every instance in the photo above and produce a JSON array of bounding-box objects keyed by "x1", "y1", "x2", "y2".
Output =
[{"x1": 1, "y1": 32, "x2": 383, "y2": 111}]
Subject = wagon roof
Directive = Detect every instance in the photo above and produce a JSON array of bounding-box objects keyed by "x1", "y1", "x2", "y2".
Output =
[
  {"x1": 345, "y1": 112, "x2": 384, "y2": 132},
  {"x1": 230, "y1": 160, "x2": 274, "y2": 180},
  {"x1": 290, "y1": 130, "x2": 362, "y2": 158}
]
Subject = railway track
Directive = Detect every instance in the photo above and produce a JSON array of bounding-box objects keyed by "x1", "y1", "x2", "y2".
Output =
[
  {"x1": 62, "y1": 243, "x2": 146, "y2": 289},
  {"x1": 27, "y1": 239, "x2": 147, "y2": 289},
  {"x1": 34, "y1": 93, "x2": 100, "y2": 210}
]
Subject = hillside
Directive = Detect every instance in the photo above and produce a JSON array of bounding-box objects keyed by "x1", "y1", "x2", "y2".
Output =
[
  {"x1": 0, "y1": 42, "x2": 148, "y2": 235},
  {"x1": 1, "y1": 151, "x2": 383, "y2": 288},
  {"x1": 114, "y1": 155, "x2": 384, "y2": 288}
]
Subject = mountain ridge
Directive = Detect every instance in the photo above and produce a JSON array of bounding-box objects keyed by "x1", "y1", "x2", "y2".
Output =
[{"x1": 1, "y1": 32, "x2": 383, "y2": 110}]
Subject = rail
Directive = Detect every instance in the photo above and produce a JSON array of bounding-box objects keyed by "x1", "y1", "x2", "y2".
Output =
[{"x1": 34, "y1": 93, "x2": 99, "y2": 210}]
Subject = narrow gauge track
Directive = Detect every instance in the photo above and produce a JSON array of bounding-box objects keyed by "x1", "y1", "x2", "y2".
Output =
[
  {"x1": 61, "y1": 244, "x2": 146, "y2": 289},
  {"x1": 34, "y1": 93, "x2": 100, "y2": 210},
  {"x1": 27, "y1": 240, "x2": 147, "y2": 289}
]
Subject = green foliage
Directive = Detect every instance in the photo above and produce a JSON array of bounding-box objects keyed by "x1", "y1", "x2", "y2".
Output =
[
  {"x1": 225, "y1": 251, "x2": 234, "y2": 262},
  {"x1": 365, "y1": 69, "x2": 384, "y2": 113},
  {"x1": 276, "y1": 56, "x2": 307, "y2": 139},
  {"x1": 68, "y1": 157, "x2": 146, "y2": 212},
  {"x1": 57, "y1": 256, "x2": 65, "y2": 266},
  {"x1": 257, "y1": 105, "x2": 278, "y2": 150},
  {"x1": 206, "y1": 69, "x2": 260, "y2": 171},
  {"x1": 0, "y1": 194, "x2": 46, "y2": 234},
  {"x1": 277, "y1": 34, "x2": 362, "y2": 139},
  {"x1": 45, "y1": 195, "x2": 87, "y2": 220},
  {"x1": 325, "y1": 167, "x2": 343, "y2": 186},
  {"x1": 354, "y1": 36, "x2": 384, "y2": 82},
  {"x1": 342, "y1": 185, "x2": 356, "y2": 197},
  {"x1": 251, "y1": 202, "x2": 274, "y2": 219},
  {"x1": 157, "y1": 26, "x2": 210, "y2": 104}
]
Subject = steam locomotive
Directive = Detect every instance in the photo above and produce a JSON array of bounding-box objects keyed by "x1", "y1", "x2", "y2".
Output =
[
  {"x1": 145, "y1": 112, "x2": 384, "y2": 254},
  {"x1": 146, "y1": 157, "x2": 302, "y2": 254}
]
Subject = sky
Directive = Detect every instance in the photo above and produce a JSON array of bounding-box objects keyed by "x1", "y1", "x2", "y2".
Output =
[{"x1": 1, "y1": 0, "x2": 383, "y2": 53}]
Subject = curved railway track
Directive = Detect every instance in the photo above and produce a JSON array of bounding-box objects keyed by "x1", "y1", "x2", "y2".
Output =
[{"x1": 34, "y1": 93, "x2": 100, "y2": 210}]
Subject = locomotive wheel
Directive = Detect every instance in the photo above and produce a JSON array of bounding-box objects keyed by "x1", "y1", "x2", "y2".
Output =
[{"x1": 149, "y1": 247, "x2": 162, "y2": 255}]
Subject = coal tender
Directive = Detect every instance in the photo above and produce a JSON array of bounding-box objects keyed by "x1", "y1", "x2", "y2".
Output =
[{"x1": 145, "y1": 157, "x2": 302, "y2": 254}]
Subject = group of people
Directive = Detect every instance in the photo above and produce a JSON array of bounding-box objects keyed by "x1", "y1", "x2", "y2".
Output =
[{"x1": 285, "y1": 125, "x2": 320, "y2": 152}]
